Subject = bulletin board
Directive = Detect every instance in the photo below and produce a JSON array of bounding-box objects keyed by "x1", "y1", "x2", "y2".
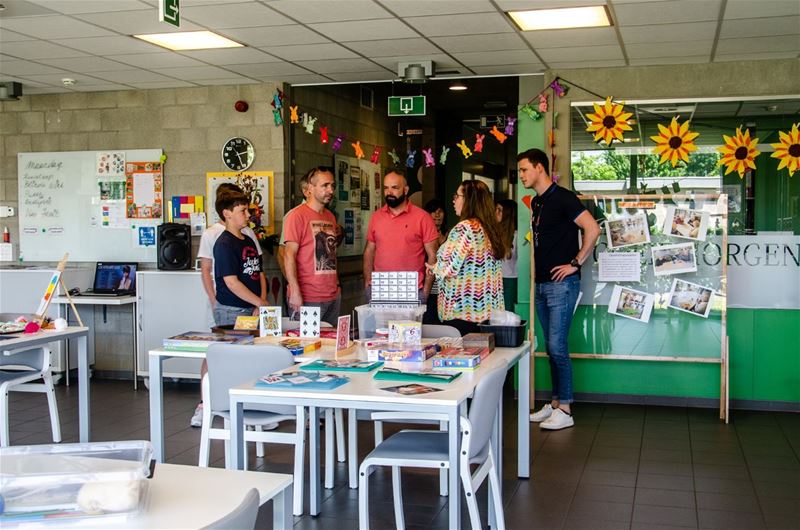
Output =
[
  {"x1": 332, "y1": 155, "x2": 382, "y2": 257},
  {"x1": 18, "y1": 149, "x2": 163, "y2": 262},
  {"x1": 533, "y1": 193, "x2": 729, "y2": 420}
]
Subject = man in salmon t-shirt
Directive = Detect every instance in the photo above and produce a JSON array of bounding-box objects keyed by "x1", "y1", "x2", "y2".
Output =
[
  {"x1": 363, "y1": 169, "x2": 439, "y2": 303},
  {"x1": 283, "y1": 166, "x2": 340, "y2": 325}
]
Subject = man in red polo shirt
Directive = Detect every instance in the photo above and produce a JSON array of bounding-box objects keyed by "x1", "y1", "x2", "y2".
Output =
[{"x1": 363, "y1": 170, "x2": 439, "y2": 303}]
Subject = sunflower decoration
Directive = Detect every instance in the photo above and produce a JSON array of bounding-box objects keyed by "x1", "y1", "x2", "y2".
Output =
[
  {"x1": 586, "y1": 97, "x2": 633, "y2": 145},
  {"x1": 650, "y1": 117, "x2": 699, "y2": 167},
  {"x1": 717, "y1": 127, "x2": 761, "y2": 178},
  {"x1": 770, "y1": 122, "x2": 800, "y2": 177}
]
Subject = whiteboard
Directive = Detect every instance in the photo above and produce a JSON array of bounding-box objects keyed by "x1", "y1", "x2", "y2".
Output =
[{"x1": 18, "y1": 149, "x2": 162, "y2": 262}]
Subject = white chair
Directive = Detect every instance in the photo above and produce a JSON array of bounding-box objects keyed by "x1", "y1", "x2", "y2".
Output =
[
  {"x1": 358, "y1": 363, "x2": 508, "y2": 530},
  {"x1": 200, "y1": 487, "x2": 259, "y2": 530},
  {"x1": 0, "y1": 347, "x2": 61, "y2": 447},
  {"x1": 199, "y1": 343, "x2": 335, "y2": 516},
  {"x1": 421, "y1": 324, "x2": 462, "y2": 338}
]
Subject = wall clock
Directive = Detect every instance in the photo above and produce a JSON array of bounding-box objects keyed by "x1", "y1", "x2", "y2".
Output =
[{"x1": 221, "y1": 137, "x2": 255, "y2": 171}]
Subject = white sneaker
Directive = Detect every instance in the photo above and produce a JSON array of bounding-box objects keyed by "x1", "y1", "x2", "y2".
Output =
[
  {"x1": 530, "y1": 404, "x2": 554, "y2": 423},
  {"x1": 539, "y1": 408, "x2": 574, "y2": 430},
  {"x1": 190, "y1": 403, "x2": 204, "y2": 428}
]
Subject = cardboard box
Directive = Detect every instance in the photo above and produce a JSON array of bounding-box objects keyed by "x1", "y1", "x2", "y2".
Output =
[
  {"x1": 366, "y1": 343, "x2": 437, "y2": 362},
  {"x1": 462, "y1": 332, "x2": 495, "y2": 352},
  {"x1": 388, "y1": 320, "x2": 422, "y2": 345}
]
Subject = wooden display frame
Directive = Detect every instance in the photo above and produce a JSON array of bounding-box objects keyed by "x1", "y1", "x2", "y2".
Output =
[{"x1": 530, "y1": 193, "x2": 729, "y2": 422}]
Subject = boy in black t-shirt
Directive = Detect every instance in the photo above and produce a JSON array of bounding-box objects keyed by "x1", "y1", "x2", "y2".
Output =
[{"x1": 212, "y1": 190, "x2": 266, "y2": 326}]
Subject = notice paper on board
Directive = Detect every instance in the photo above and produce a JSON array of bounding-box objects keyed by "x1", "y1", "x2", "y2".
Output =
[{"x1": 598, "y1": 252, "x2": 641, "y2": 282}]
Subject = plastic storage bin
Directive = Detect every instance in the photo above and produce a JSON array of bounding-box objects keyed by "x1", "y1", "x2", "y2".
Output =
[
  {"x1": 478, "y1": 320, "x2": 528, "y2": 347},
  {"x1": 0, "y1": 441, "x2": 153, "y2": 526},
  {"x1": 354, "y1": 304, "x2": 426, "y2": 339}
]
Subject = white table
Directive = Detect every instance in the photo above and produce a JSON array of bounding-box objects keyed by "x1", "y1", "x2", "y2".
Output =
[
  {"x1": 54, "y1": 295, "x2": 138, "y2": 390},
  {"x1": 228, "y1": 342, "x2": 531, "y2": 529},
  {"x1": 1, "y1": 327, "x2": 91, "y2": 442}
]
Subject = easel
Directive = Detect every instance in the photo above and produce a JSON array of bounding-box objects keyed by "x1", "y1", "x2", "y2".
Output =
[{"x1": 35, "y1": 253, "x2": 83, "y2": 327}]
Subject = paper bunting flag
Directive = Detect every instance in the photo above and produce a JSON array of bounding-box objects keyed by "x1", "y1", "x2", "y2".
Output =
[
  {"x1": 770, "y1": 122, "x2": 800, "y2": 177},
  {"x1": 504, "y1": 117, "x2": 516, "y2": 137},
  {"x1": 370, "y1": 146, "x2": 381, "y2": 164},
  {"x1": 548, "y1": 130, "x2": 555, "y2": 148},
  {"x1": 650, "y1": 117, "x2": 699, "y2": 167},
  {"x1": 538, "y1": 94, "x2": 548, "y2": 113},
  {"x1": 272, "y1": 109, "x2": 283, "y2": 126},
  {"x1": 521, "y1": 195, "x2": 533, "y2": 211},
  {"x1": 586, "y1": 97, "x2": 633, "y2": 145},
  {"x1": 331, "y1": 135, "x2": 344, "y2": 152},
  {"x1": 549, "y1": 79, "x2": 568, "y2": 97},
  {"x1": 304, "y1": 115, "x2": 317, "y2": 134},
  {"x1": 352, "y1": 141, "x2": 364, "y2": 159},
  {"x1": 440, "y1": 146, "x2": 450, "y2": 165},
  {"x1": 457, "y1": 140, "x2": 472, "y2": 159},
  {"x1": 520, "y1": 104, "x2": 542, "y2": 121},
  {"x1": 474, "y1": 134, "x2": 485, "y2": 153},
  {"x1": 406, "y1": 149, "x2": 416, "y2": 168},
  {"x1": 289, "y1": 106, "x2": 299, "y2": 124},
  {"x1": 270, "y1": 90, "x2": 283, "y2": 109},
  {"x1": 319, "y1": 126, "x2": 328, "y2": 144},
  {"x1": 388, "y1": 149, "x2": 400, "y2": 165},
  {"x1": 423, "y1": 148, "x2": 435, "y2": 167},
  {"x1": 489, "y1": 125, "x2": 507, "y2": 144},
  {"x1": 717, "y1": 126, "x2": 760, "y2": 178}
]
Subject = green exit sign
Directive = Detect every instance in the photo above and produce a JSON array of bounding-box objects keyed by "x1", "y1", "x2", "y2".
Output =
[
  {"x1": 388, "y1": 96, "x2": 426, "y2": 117},
  {"x1": 159, "y1": 0, "x2": 180, "y2": 28}
]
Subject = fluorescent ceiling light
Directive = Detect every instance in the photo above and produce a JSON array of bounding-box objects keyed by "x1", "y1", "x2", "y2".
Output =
[
  {"x1": 133, "y1": 31, "x2": 243, "y2": 51},
  {"x1": 508, "y1": 6, "x2": 611, "y2": 31},
  {"x1": 449, "y1": 81, "x2": 467, "y2": 91}
]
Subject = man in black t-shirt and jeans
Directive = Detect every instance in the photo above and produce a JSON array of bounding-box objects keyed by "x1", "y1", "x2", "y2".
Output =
[{"x1": 518, "y1": 148, "x2": 601, "y2": 430}]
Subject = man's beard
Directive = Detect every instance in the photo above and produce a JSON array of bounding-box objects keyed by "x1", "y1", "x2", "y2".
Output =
[{"x1": 385, "y1": 193, "x2": 406, "y2": 208}]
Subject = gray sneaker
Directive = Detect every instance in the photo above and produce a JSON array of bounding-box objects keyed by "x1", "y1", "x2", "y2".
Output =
[{"x1": 530, "y1": 403, "x2": 554, "y2": 423}]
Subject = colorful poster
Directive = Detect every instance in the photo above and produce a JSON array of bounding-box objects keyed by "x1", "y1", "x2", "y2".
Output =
[
  {"x1": 35, "y1": 270, "x2": 61, "y2": 316},
  {"x1": 125, "y1": 162, "x2": 163, "y2": 219}
]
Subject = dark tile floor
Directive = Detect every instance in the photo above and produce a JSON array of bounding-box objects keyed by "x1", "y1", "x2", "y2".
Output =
[{"x1": 6, "y1": 379, "x2": 800, "y2": 529}]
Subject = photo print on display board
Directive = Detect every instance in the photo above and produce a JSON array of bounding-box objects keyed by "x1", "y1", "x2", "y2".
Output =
[
  {"x1": 664, "y1": 206, "x2": 709, "y2": 242},
  {"x1": 605, "y1": 212, "x2": 651, "y2": 249},
  {"x1": 652, "y1": 242, "x2": 697, "y2": 276},
  {"x1": 608, "y1": 285, "x2": 654, "y2": 323},
  {"x1": 668, "y1": 279, "x2": 714, "y2": 318}
]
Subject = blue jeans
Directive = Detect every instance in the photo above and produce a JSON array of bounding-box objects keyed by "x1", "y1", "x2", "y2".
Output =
[
  {"x1": 535, "y1": 275, "x2": 580, "y2": 404},
  {"x1": 214, "y1": 303, "x2": 253, "y2": 327}
]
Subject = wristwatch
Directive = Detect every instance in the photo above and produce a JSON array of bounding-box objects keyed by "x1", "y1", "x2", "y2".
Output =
[{"x1": 570, "y1": 258, "x2": 581, "y2": 269}]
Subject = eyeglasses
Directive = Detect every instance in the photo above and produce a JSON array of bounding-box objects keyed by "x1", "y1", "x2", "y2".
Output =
[{"x1": 452, "y1": 193, "x2": 464, "y2": 200}]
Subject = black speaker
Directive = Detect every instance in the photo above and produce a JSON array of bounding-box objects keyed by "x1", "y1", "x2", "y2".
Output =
[{"x1": 157, "y1": 223, "x2": 191, "y2": 270}]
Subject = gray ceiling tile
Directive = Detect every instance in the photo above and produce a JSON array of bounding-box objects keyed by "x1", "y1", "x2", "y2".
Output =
[
  {"x1": 0, "y1": 0, "x2": 58, "y2": 17},
  {"x1": 0, "y1": 40, "x2": 88, "y2": 60},
  {"x1": 179, "y1": 47, "x2": 281, "y2": 65},
  {"x1": 614, "y1": 0, "x2": 722, "y2": 25},
  {"x1": 405, "y1": 12, "x2": 515, "y2": 37},
  {"x1": 0, "y1": 15, "x2": 116, "y2": 39},
  {"x1": 495, "y1": 0, "x2": 610, "y2": 8},
  {"x1": 0, "y1": 60, "x2": 66, "y2": 76},
  {"x1": 620, "y1": 21, "x2": 718, "y2": 44},
  {"x1": 626, "y1": 41, "x2": 713, "y2": 59},
  {"x1": 265, "y1": 0, "x2": 392, "y2": 23},
  {"x1": 309, "y1": 19, "x2": 418, "y2": 42},
  {"x1": 52, "y1": 36, "x2": 165, "y2": 55},
  {"x1": 714, "y1": 51, "x2": 800, "y2": 62},
  {"x1": 431, "y1": 33, "x2": 529, "y2": 54},
  {"x1": 261, "y1": 43, "x2": 358, "y2": 61},
  {"x1": 90, "y1": 70, "x2": 176, "y2": 83},
  {"x1": 538, "y1": 44, "x2": 623, "y2": 62},
  {"x1": 0, "y1": 29, "x2": 37, "y2": 42},
  {"x1": 37, "y1": 56, "x2": 140, "y2": 73},
  {"x1": 15, "y1": 72, "x2": 111, "y2": 85},
  {"x1": 546, "y1": 59, "x2": 626, "y2": 69},
  {"x1": 470, "y1": 64, "x2": 545, "y2": 75},
  {"x1": 523, "y1": 27, "x2": 618, "y2": 49},
  {"x1": 454, "y1": 49, "x2": 541, "y2": 66},
  {"x1": 715, "y1": 35, "x2": 800, "y2": 55},
  {"x1": 71, "y1": 83, "x2": 137, "y2": 92},
  {"x1": 74, "y1": 10, "x2": 203, "y2": 34},
  {"x1": 724, "y1": 0, "x2": 800, "y2": 19},
  {"x1": 343, "y1": 38, "x2": 440, "y2": 57},
  {"x1": 126, "y1": 80, "x2": 198, "y2": 89},
  {"x1": 719, "y1": 16, "x2": 800, "y2": 38},
  {"x1": 27, "y1": 0, "x2": 150, "y2": 14},
  {"x1": 277, "y1": 74, "x2": 332, "y2": 85},
  {"x1": 221, "y1": 25, "x2": 331, "y2": 47},
  {"x1": 326, "y1": 70, "x2": 394, "y2": 82},
  {"x1": 228, "y1": 62, "x2": 315, "y2": 77},
  {"x1": 380, "y1": 0, "x2": 494, "y2": 17},
  {"x1": 109, "y1": 53, "x2": 208, "y2": 69},
  {"x1": 152, "y1": 65, "x2": 241, "y2": 80},
  {"x1": 182, "y1": 2, "x2": 294, "y2": 28},
  {"x1": 296, "y1": 58, "x2": 388, "y2": 74},
  {"x1": 185, "y1": 77, "x2": 260, "y2": 85},
  {"x1": 629, "y1": 56, "x2": 711, "y2": 66}
]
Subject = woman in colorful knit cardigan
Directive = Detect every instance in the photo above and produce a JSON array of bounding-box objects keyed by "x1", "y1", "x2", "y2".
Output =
[{"x1": 427, "y1": 180, "x2": 507, "y2": 336}]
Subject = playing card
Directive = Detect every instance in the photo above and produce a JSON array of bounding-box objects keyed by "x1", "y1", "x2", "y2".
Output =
[
  {"x1": 259, "y1": 306, "x2": 282, "y2": 337},
  {"x1": 300, "y1": 305, "x2": 321, "y2": 338}
]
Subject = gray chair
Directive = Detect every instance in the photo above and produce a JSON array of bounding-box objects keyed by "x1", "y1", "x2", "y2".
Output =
[
  {"x1": 358, "y1": 363, "x2": 508, "y2": 530},
  {"x1": 0, "y1": 347, "x2": 61, "y2": 447},
  {"x1": 200, "y1": 343, "x2": 336, "y2": 516},
  {"x1": 421, "y1": 324, "x2": 462, "y2": 338},
  {"x1": 201, "y1": 487, "x2": 259, "y2": 530}
]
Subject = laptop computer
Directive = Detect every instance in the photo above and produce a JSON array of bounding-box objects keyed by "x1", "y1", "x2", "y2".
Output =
[{"x1": 83, "y1": 262, "x2": 138, "y2": 297}]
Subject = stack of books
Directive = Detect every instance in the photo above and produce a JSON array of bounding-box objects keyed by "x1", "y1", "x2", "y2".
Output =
[
  {"x1": 163, "y1": 332, "x2": 253, "y2": 352},
  {"x1": 432, "y1": 347, "x2": 491, "y2": 370}
]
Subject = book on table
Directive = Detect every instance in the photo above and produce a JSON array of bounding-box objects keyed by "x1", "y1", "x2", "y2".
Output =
[
  {"x1": 299, "y1": 359, "x2": 383, "y2": 372},
  {"x1": 256, "y1": 372, "x2": 350, "y2": 391},
  {"x1": 373, "y1": 368, "x2": 462, "y2": 384},
  {"x1": 432, "y1": 347, "x2": 489, "y2": 369},
  {"x1": 163, "y1": 331, "x2": 253, "y2": 351}
]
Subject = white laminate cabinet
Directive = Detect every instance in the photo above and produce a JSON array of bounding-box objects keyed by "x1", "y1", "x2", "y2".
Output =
[
  {"x1": 136, "y1": 270, "x2": 209, "y2": 380},
  {"x1": 0, "y1": 267, "x2": 95, "y2": 375}
]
